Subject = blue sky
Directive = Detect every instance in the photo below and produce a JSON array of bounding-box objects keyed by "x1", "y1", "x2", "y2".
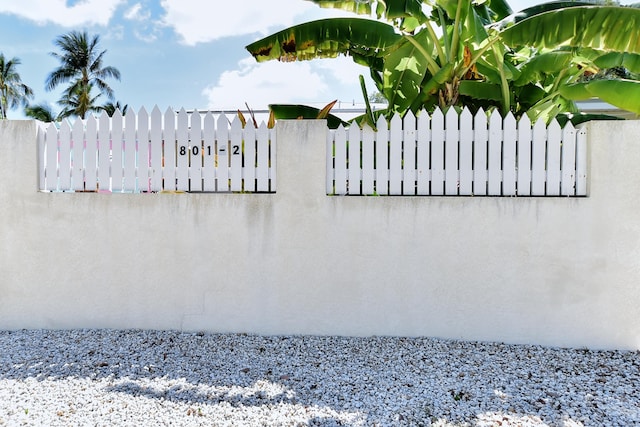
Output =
[{"x1": 0, "y1": 0, "x2": 632, "y2": 119}]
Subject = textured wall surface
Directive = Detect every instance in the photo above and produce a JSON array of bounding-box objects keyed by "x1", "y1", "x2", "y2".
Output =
[{"x1": 1, "y1": 119, "x2": 639, "y2": 350}]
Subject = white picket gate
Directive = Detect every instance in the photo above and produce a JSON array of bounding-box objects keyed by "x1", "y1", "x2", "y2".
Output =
[
  {"x1": 38, "y1": 106, "x2": 276, "y2": 193},
  {"x1": 327, "y1": 107, "x2": 588, "y2": 196}
]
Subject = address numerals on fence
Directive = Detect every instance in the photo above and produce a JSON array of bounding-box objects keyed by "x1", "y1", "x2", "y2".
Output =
[{"x1": 178, "y1": 145, "x2": 240, "y2": 156}]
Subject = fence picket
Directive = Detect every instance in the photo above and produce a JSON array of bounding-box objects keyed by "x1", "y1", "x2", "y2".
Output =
[
  {"x1": 72, "y1": 118, "x2": 84, "y2": 191},
  {"x1": 124, "y1": 109, "x2": 137, "y2": 192},
  {"x1": 230, "y1": 116, "x2": 243, "y2": 191},
  {"x1": 163, "y1": 107, "x2": 176, "y2": 191},
  {"x1": 561, "y1": 122, "x2": 577, "y2": 196},
  {"x1": 488, "y1": 110, "x2": 502, "y2": 196},
  {"x1": 244, "y1": 122, "x2": 256, "y2": 193},
  {"x1": 98, "y1": 112, "x2": 110, "y2": 191},
  {"x1": 84, "y1": 126, "x2": 96, "y2": 183},
  {"x1": 547, "y1": 120, "x2": 562, "y2": 196},
  {"x1": 445, "y1": 108, "x2": 459, "y2": 195},
  {"x1": 348, "y1": 122, "x2": 361, "y2": 195},
  {"x1": 416, "y1": 110, "x2": 430, "y2": 195},
  {"x1": 190, "y1": 111, "x2": 203, "y2": 192},
  {"x1": 404, "y1": 111, "x2": 417, "y2": 195},
  {"x1": 202, "y1": 112, "x2": 216, "y2": 191},
  {"x1": 389, "y1": 113, "x2": 403, "y2": 195},
  {"x1": 473, "y1": 109, "x2": 488, "y2": 196},
  {"x1": 503, "y1": 113, "x2": 517, "y2": 196},
  {"x1": 531, "y1": 119, "x2": 547, "y2": 196},
  {"x1": 431, "y1": 108, "x2": 445, "y2": 195},
  {"x1": 375, "y1": 115, "x2": 389, "y2": 195},
  {"x1": 459, "y1": 108, "x2": 473, "y2": 195},
  {"x1": 362, "y1": 124, "x2": 375, "y2": 195},
  {"x1": 517, "y1": 114, "x2": 532, "y2": 196},
  {"x1": 216, "y1": 113, "x2": 230, "y2": 192},
  {"x1": 111, "y1": 110, "x2": 124, "y2": 192},
  {"x1": 137, "y1": 107, "x2": 150, "y2": 192},
  {"x1": 150, "y1": 107, "x2": 163, "y2": 192},
  {"x1": 176, "y1": 109, "x2": 189, "y2": 191}
]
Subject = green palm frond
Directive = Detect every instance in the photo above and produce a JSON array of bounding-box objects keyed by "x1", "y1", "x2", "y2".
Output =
[
  {"x1": 0, "y1": 54, "x2": 34, "y2": 119},
  {"x1": 46, "y1": 31, "x2": 121, "y2": 119}
]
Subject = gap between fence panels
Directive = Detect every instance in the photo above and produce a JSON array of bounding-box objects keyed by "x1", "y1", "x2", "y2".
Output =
[{"x1": 326, "y1": 107, "x2": 588, "y2": 198}]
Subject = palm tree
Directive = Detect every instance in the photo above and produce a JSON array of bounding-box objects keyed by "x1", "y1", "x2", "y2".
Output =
[
  {"x1": 56, "y1": 82, "x2": 104, "y2": 120},
  {"x1": 0, "y1": 53, "x2": 34, "y2": 119},
  {"x1": 46, "y1": 31, "x2": 121, "y2": 119},
  {"x1": 24, "y1": 102, "x2": 59, "y2": 122},
  {"x1": 101, "y1": 100, "x2": 128, "y2": 116}
]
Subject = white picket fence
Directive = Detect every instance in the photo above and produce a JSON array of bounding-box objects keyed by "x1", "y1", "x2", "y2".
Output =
[
  {"x1": 327, "y1": 107, "x2": 588, "y2": 196},
  {"x1": 38, "y1": 106, "x2": 276, "y2": 193}
]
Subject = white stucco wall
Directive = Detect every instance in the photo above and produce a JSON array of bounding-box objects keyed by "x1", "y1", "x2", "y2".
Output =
[{"x1": 0, "y1": 119, "x2": 639, "y2": 350}]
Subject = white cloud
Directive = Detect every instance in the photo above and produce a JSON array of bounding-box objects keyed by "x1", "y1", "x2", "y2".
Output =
[
  {"x1": 315, "y1": 55, "x2": 370, "y2": 86},
  {"x1": 104, "y1": 24, "x2": 125, "y2": 41},
  {"x1": 202, "y1": 53, "x2": 378, "y2": 114},
  {"x1": 123, "y1": 2, "x2": 159, "y2": 42},
  {"x1": 0, "y1": 0, "x2": 125, "y2": 27},
  {"x1": 124, "y1": 3, "x2": 149, "y2": 21},
  {"x1": 160, "y1": 0, "x2": 317, "y2": 45},
  {"x1": 203, "y1": 57, "x2": 331, "y2": 110}
]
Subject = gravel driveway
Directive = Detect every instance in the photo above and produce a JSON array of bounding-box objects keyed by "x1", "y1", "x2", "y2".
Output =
[{"x1": 1, "y1": 329, "x2": 638, "y2": 426}]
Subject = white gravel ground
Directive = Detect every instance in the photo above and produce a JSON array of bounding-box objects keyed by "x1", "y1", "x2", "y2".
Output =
[{"x1": 0, "y1": 329, "x2": 638, "y2": 426}]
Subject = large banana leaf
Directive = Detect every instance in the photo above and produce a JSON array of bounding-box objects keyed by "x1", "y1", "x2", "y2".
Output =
[
  {"x1": 269, "y1": 104, "x2": 348, "y2": 129},
  {"x1": 308, "y1": 0, "x2": 427, "y2": 23},
  {"x1": 310, "y1": 0, "x2": 511, "y2": 24},
  {"x1": 500, "y1": 6, "x2": 640, "y2": 54},
  {"x1": 514, "y1": 51, "x2": 574, "y2": 86},
  {"x1": 526, "y1": 94, "x2": 578, "y2": 123},
  {"x1": 594, "y1": 52, "x2": 640, "y2": 74},
  {"x1": 458, "y1": 80, "x2": 503, "y2": 101},
  {"x1": 382, "y1": 32, "x2": 434, "y2": 114},
  {"x1": 409, "y1": 62, "x2": 454, "y2": 112},
  {"x1": 560, "y1": 79, "x2": 640, "y2": 114},
  {"x1": 493, "y1": 2, "x2": 594, "y2": 29},
  {"x1": 485, "y1": 0, "x2": 512, "y2": 21},
  {"x1": 245, "y1": 18, "x2": 401, "y2": 63},
  {"x1": 556, "y1": 112, "x2": 624, "y2": 126},
  {"x1": 306, "y1": 0, "x2": 377, "y2": 16}
]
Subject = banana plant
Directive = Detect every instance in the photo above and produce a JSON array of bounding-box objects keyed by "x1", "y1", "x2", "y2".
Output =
[
  {"x1": 497, "y1": 3, "x2": 640, "y2": 121},
  {"x1": 247, "y1": 0, "x2": 515, "y2": 124},
  {"x1": 246, "y1": 0, "x2": 640, "y2": 124}
]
